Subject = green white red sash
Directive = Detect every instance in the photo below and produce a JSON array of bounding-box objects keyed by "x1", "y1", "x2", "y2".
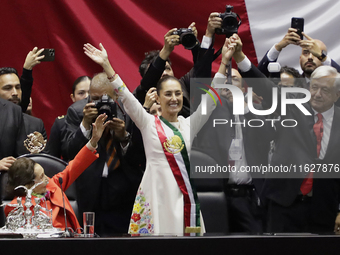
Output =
[{"x1": 155, "y1": 116, "x2": 200, "y2": 233}]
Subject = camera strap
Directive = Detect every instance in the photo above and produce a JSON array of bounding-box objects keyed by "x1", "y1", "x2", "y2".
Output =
[
  {"x1": 115, "y1": 100, "x2": 126, "y2": 123},
  {"x1": 211, "y1": 34, "x2": 232, "y2": 83},
  {"x1": 213, "y1": 47, "x2": 222, "y2": 62},
  {"x1": 211, "y1": 34, "x2": 222, "y2": 61}
]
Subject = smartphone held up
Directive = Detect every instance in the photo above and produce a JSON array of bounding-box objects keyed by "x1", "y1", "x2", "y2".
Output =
[
  {"x1": 291, "y1": 17, "x2": 304, "y2": 40},
  {"x1": 38, "y1": 48, "x2": 55, "y2": 61}
]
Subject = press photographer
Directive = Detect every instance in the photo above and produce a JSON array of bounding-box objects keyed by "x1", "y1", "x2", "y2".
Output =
[
  {"x1": 215, "y1": 5, "x2": 241, "y2": 37},
  {"x1": 92, "y1": 94, "x2": 117, "y2": 121},
  {"x1": 80, "y1": 82, "x2": 128, "y2": 145},
  {"x1": 171, "y1": 28, "x2": 198, "y2": 50},
  {"x1": 64, "y1": 71, "x2": 143, "y2": 236}
]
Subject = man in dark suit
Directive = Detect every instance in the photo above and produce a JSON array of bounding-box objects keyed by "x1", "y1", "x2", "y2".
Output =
[
  {"x1": 191, "y1": 40, "x2": 272, "y2": 233},
  {"x1": 192, "y1": 81, "x2": 271, "y2": 232},
  {"x1": 0, "y1": 98, "x2": 27, "y2": 226},
  {"x1": 0, "y1": 98, "x2": 27, "y2": 167},
  {"x1": 257, "y1": 28, "x2": 340, "y2": 87},
  {"x1": 64, "y1": 72, "x2": 143, "y2": 236},
  {"x1": 231, "y1": 33, "x2": 340, "y2": 233}
]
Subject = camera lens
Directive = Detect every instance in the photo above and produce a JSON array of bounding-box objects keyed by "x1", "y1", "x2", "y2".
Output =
[
  {"x1": 181, "y1": 33, "x2": 197, "y2": 50},
  {"x1": 223, "y1": 16, "x2": 239, "y2": 30},
  {"x1": 98, "y1": 105, "x2": 112, "y2": 117}
]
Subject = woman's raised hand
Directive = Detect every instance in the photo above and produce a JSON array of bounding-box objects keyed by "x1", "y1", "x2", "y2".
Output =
[
  {"x1": 90, "y1": 113, "x2": 109, "y2": 148},
  {"x1": 84, "y1": 43, "x2": 108, "y2": 66}
]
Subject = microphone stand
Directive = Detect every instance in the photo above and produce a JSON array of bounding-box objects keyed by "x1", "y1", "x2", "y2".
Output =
[{"x1": 59, "y1": 177, "x2": 73, "y2": 237}]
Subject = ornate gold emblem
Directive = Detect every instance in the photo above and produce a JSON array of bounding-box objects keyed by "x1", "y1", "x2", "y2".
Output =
[
  {"x1": 24, "y1": 131, "x2": 47, "y2": 154},
  {"x1": 164, "y1": 135, "x2": 184, "y2": 154}
]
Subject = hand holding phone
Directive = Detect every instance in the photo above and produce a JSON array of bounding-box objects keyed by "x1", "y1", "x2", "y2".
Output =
[
  {"x1": 291, "y1": 17, "x2": 304, "y2": 40},
  {"x1": 39, "y1": 48, "x2": 55, "y2": 61}
]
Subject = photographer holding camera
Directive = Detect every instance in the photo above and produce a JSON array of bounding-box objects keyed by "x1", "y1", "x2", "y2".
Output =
[
  {"x1": 64, "y1": 72, "x2": 143, "y2": 236},
  {"x1": 134, "y1": 16, "x2": 218, "y2": 118}
]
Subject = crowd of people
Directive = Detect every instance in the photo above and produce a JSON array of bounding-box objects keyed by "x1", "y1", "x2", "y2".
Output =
[{"x1": 1, "y1": 11, "x2": 340, "y2": 237}]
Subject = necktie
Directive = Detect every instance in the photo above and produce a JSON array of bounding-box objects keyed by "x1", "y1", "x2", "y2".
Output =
[
  {"x1": 106, "y1": 137, "x2": 120, "y2": 172},
  {"x1": 300, "y1": 113, "x2": 323, "y2": 195}
]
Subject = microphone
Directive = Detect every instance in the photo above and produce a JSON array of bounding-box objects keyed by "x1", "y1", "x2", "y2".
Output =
[{"x1": 59, "y1": 177, "x2": 73, "y2": 237}]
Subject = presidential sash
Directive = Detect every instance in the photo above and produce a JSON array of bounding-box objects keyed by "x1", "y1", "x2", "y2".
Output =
[{"x1": 155, "y1": 116, "x2": 201, "y2": 234}]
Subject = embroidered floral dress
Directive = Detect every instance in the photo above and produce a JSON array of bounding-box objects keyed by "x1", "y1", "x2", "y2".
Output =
[{"x1": 111, "y1": 74, "x2": 222, "y2": 234}]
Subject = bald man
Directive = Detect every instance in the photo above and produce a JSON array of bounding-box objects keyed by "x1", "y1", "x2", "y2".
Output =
[{"x1": 64, "y1": 72, "x2": 143, "y2": 236}]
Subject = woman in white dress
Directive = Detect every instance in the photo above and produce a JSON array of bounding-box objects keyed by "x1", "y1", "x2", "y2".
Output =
[{"x1": 84, "y1": 39, "x2": 235, "y2": 235}]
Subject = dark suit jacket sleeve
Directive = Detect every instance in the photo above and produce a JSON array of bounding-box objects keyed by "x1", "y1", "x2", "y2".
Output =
[
  {"x1": 257, "y1": 50, "x2": 277, "y2": 77},
  {"x1": 191, "y1": 42, "x2": 200, "y2": 64},
  {"x1": 178, "y1": 46, "x2": 214, "y2": 117},
  {"x1": 3, "y1": 102, "x2": 27, "y2": 157},
  {"x1": 16, "y1": 112, "x2": 27, "y2": 157},
  {"x1": 46, "y1": 117, "x2": 63, "y2": 159},
  {"x1": 331, "y1": 59, "x2": 340, "y2": 72},
  {"x1": 243, "y1": 110, "x2": 273, "y2": 183},
  {"x1": 37, "y1": 117, "x2": 48, "y2": 153},
  {"x1": 179, "y1": 46, "x2": 214, "y2": 94},
  {"x1": 0, "y1": 101, "x2": 27, "y2": 157},
  {"x1": 38, "y1": 118, "x2": 47, "y2": 141},
  {"x1": 240, "y1": 63, "x2": 278, "y2": 109},
  {"x1": 64, "y1": 105, "x2": 89, "y2": 161},
  {"x1": 133, "y1": 44, "x2": 201, "y2": 105},
  {"x1": 134, "y1": 55, "x2": 165, "y2": 105},
  {"x1": 329, "y1": 59, "x2": 340, "y2": 107},
  {"x1": 20, "y1": 68, "x2": 33, "y2": 113},
  {"x1": 244, "y1": 110, "x2": 276, "y2": 143},
  {"x1": 0, "y1": 100, "x2": 26, "y2": 226}
]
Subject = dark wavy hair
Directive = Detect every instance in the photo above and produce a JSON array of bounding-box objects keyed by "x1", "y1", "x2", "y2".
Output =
[
  {"x1": 280, "y1": 66, "x2": 301, "y2": 79},
  {"x1": 280, "y1": 65, "x2": 304, "y2": 88},
  {"x1": 139, "y1": 50, "x2": 172, "y2": 78},
  {"x1": 7, "y1": 157, "x2": 36, "y2": 197},
  {"x1": 0, "y1": 67, "x2": 19, "y2": 79}
]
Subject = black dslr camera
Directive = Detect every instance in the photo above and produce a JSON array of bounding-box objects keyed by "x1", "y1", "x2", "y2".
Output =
[
  {"x1": 93, "y1": 94, "x2": 117, "y2": 120},
  {"x1": 172, "y1": 28, "x2": 197, "y2": 50},
  {"x1": 215, "y1": 5, "x2": 241, "y2": 37}
]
